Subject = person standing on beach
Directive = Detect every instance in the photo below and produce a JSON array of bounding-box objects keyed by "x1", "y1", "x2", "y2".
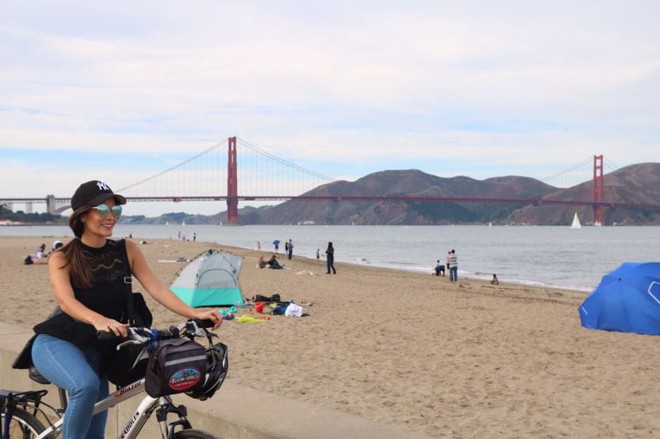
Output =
[
  {"x1": 445, "y1": 251, "x2": 452, "y2": 278},
  {"x1": 287, "y1": 239, "x2": 294, "y2": 260},
  {"x1": 449, "y1": 249, "x2": 458, "y2": 282},
  {"x1": 325, "y1": 242, "x2": 336, "y2": 274},
  {"x1": 29, "y1": 180, "x2": 222, "y2": 439}
]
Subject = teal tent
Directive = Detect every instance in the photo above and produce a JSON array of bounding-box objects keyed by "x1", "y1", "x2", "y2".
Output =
[{"x1": 171, "y1": 249, "x2": 244, "y2": 307}]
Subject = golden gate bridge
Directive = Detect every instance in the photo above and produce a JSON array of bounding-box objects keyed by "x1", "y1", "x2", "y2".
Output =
[{"x1": 2, "y1": 137, "x2": 658, "y2": 225}]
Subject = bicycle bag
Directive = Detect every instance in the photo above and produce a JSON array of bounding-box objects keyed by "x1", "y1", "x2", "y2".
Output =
[{"x1": 145, "y1": 338, "x2": 208, "y2": 398}]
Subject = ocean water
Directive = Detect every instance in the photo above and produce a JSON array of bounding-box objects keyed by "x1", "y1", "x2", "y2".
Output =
[{"x1": 4, "y1": 224, "x2": 660, "y2": 292}]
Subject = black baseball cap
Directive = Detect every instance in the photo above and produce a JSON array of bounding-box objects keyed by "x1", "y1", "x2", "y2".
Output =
[{"x1": 71, "y1": 180, "x2": 126, "y2": 211}]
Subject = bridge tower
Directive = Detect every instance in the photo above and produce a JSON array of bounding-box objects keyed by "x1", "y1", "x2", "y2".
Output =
[
  {"x1": 46, "y1": 195, "x2": 57, "y2": 215},
  {"x1": 592, "y1": 154, "x2": 605, "y2": 225},
  {"x1": 226, "y1": 136, "x2": 239, "y2": 224}
]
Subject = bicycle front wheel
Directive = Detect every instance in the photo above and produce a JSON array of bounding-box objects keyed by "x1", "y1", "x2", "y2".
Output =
[
  {"x1": 0, "y1": 407, "x2": 47, "y2": 438},
  {"x1": 174, "y1": 429, "x2": 219, "y2": 439}
]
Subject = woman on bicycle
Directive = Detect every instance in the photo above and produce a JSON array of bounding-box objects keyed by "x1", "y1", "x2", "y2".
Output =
[{"x1": 30, "y1": 180, "x2": 222, "y2": 439}]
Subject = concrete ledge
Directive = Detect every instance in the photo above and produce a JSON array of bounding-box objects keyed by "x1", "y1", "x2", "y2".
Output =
[{"x1": 0, "y1": 323, "x2": 433, "y2": 439}]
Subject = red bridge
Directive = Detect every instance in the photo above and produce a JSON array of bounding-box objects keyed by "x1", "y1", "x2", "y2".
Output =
[{"x1": 2, "y1": 137, "x2": 659, "y2": 224}]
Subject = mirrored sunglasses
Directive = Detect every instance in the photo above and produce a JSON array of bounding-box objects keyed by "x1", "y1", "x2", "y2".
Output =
[{"x1": 92, "y1": 204, "x2": 122, "y2": 218}]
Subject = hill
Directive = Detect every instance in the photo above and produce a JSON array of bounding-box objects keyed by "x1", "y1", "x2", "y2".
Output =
[
  {"x1": 248, "y1": 170, "x2": 553, "y2": 225},
  {"x1": 233, "y1": 163, "x2": 660, "y2": 226}
]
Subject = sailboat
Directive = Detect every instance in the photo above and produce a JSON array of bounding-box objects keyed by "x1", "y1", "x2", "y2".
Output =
[{"x1": 570, "y1": 212, "x2": 582, "y2": 229}]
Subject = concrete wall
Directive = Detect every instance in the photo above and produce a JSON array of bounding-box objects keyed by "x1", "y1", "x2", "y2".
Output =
[{"x1": 0, "y1": 323, "x2": 433, "y2": 439}]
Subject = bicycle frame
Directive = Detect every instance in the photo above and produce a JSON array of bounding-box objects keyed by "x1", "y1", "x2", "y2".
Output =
[
  {"x1": 9, "y1": 320, "x2": 220, "y2": 439},
  {"x1": 36, "y1": 377, "x2": 186, "y2": 439}
]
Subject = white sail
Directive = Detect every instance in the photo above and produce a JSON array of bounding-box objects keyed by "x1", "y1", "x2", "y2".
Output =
[{"x1": 570, "y1": 212, "x2": 582, "y2": 229}]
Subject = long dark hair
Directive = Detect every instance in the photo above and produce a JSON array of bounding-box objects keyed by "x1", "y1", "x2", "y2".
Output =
[{"x1": 58, "y1": 207, "x2": 94, "y2": 288}]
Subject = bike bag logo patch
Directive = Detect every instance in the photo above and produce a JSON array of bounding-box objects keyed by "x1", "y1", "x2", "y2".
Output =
[{"x1": 169, "y1": 368, "x2": 202, "y2": 391}]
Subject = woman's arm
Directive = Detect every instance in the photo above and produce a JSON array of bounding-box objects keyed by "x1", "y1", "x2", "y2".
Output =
[
  {"x1": 126, "y1": 240, "x2": 222, "y2": 328},
  {"x1": 48, "y1": 251, "x2": 128, "y2": 336}
]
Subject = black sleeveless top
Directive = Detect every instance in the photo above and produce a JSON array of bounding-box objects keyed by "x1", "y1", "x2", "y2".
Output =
[
  {"x1": 74, "y1": 239, "x2": 129, "y2": 323},
  {"x1": 33, "y1": 239, "x2": 131, "y2": 350}
]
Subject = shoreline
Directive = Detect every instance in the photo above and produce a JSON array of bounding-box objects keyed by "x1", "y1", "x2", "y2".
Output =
[
  {"x1": 3, "y1": 235, "x2": 660, "y2": 438},
  {"x1": 377, "y1": 262, "x2": 594, "y2": 293},
  {"x1": 0, "y1": 225, "x2": 596, "y2": 293}
]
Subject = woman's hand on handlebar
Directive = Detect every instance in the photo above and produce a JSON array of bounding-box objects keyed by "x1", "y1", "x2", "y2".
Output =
[
  {"x1": 192, "y1": 309, "x2": 223, "y2": 330},
  {"x1": 93, "y1": 318, "x2": 129, "y2": 338}
]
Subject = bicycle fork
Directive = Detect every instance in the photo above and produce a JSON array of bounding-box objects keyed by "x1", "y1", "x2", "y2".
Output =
[{"x1": 156, "y1": 400, "x2": 193, "y2": 438}]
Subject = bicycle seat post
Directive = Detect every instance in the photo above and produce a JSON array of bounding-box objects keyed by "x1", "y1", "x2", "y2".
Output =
[{"x1": 58, "y1": 387, "x2": 68, "y2": 412}]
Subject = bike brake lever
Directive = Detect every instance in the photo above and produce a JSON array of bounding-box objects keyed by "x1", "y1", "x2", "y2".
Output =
[
  {"x1": 130, "y1": 327, "x2": 152, "y2": 339},
  {"x1": 116, "y1": 339, "x2": 143, "y2": 351},
  {"x1": 114, "y1": 328, "x2": 151, "y2": 351}
]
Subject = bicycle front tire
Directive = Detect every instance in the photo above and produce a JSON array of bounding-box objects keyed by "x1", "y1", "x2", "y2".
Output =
[
  {"x1": 0, "y1": 407, "x2": 47, "y2": 438},
  {"x1": 174, "y1": 429, "x2": 219, "y2": 439}
]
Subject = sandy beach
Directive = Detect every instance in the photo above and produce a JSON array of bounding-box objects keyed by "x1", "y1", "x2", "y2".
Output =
[{"x1": 2, "y1": 235, "x2": 659, "y2": 438}]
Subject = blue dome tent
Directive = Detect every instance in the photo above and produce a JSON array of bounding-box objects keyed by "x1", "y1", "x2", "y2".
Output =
[{"x1": 579, "y1": 262, "x2": 660, "y2": 335}]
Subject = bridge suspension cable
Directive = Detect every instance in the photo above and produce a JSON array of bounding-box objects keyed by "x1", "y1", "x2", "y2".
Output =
[
  {"x1": 540, "y1": 157, "x2": 593, "y2": 184},
  {"x1": 603, "y1": 156, "x2": 620, "y2": 172},
  {"x1": 116, "y1": 141, "x2": 224, "y2": 193},
  {"x1": 236, "y1": 138, "x2": 334, "y2": 182},
  {"x1": 540, "y1": 155, "x2": 618, "y2": 188}
]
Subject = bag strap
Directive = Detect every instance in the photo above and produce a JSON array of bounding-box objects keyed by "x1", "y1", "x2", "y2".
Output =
[{"x1": 119, "y1": 239, "x2": 137, "y2": 325}]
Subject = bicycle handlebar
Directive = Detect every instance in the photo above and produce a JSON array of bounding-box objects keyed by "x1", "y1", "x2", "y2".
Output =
[{"x1": 96, "y1": 319, "x2": 216, "y2": 345}]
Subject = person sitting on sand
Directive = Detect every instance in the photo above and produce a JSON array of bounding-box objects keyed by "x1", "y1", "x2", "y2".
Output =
[
  {"x1": 491, "y1": 274, "x2": 499, "y2": 285},
  {"x1": 260, "y1": 254, "x2": 283, "y2": 270},
  {"x1": 267, "y1": 254, "x2": 284, "y2": 269},
  {"x1": 24, "y1": 243, "x2": 47, "y2": 264}
]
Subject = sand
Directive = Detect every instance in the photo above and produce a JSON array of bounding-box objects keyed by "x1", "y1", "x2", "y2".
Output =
[{"x1": 2, "y1": 235, "x2": 659, "y2": 438}]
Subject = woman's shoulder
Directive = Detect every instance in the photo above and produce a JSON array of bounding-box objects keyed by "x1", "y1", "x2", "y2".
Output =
[
  {"x1": 122, "y1": 238, "x2": 138, "y2": 251},
  {"x1": 48, "y1": 250, "x2": 66, "y2": 266}
]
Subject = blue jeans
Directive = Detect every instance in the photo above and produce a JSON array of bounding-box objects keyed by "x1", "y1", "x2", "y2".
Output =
[
  {"x1": 32, "y1": 334, "x2": 109, "y2": 439},
  {"x1": 326, "y1": 257, "x2": 336, "y2": 274},
  {"x1": 450, "y1": 267, "x2": 458, "y2": 282}
]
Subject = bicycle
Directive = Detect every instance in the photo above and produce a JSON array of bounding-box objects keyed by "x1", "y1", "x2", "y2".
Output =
[{"x1": 0, "y1": 319, "x2": 228, "y2": 439}]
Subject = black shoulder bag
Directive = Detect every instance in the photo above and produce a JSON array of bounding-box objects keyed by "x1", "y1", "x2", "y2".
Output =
[
  {"x1": 15, "y1": 307, "x2": 97, "y2": 371},
  {"x1": 106, "y1": 239, "x2": 154, "y2": 387}
]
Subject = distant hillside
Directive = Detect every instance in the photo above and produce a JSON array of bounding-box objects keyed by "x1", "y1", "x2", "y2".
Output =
[
  {"x1": 0, "y1": 204, "x2": 65, "y2": 225},
  {"x1": 510, "y1": 163, "x2": 660, "y2": 225},
  {"x1": 250, "y1": 170, "x2": 557, "y2": 225},
  {"x1": 118, "y1": 163, "x2": 660, "y2": 226}
]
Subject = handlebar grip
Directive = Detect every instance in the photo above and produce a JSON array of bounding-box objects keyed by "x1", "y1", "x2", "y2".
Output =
[
  {"x1": 194, "y1": 319, "x2": 215, "y2": 329},
  {"x1": 154, "y1": 327, "x2": 178, "y2": 339},
  {"x1": 97, "y1": 331, "x2": 119, "y2": 341}
]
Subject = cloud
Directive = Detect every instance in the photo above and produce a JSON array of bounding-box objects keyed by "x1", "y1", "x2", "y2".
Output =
[{"x1": 1, "y1": 0, "x2": 659, "y2": 215}]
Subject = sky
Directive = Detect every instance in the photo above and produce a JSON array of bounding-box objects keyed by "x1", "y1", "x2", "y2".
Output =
[{"x1": 1, "y1": 0, "x2": 659, "y2": 216}]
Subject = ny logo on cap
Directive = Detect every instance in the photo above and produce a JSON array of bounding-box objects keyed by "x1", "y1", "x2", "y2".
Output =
[{"x1": 96, "y1": 181, "x2": 111, "y2": 192}]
